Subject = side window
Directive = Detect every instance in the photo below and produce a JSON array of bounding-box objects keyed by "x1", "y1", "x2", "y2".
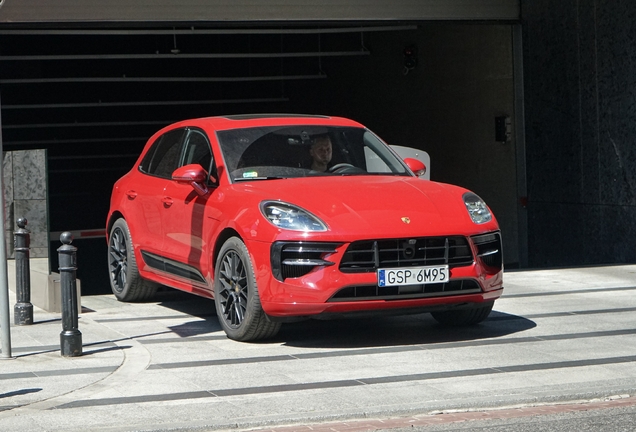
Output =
[
  {"x1": 364, "y1": 147, "x2": 392, "y2": 173},
  {"x1": 361, "y1": 131, "x2": 407, "y2": 174},
  {"x1": 181, "y1": 130, "x2": 212, "y2": 173},
  {"x1": 139, "y1": 128, "x2": 185, "y2": 178}
]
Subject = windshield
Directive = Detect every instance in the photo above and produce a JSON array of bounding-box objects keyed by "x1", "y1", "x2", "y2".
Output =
[{"x1": 216, "y1": 125, "x2": 411, "y2": 182}]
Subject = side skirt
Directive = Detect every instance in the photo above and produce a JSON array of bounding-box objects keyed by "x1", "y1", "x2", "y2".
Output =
[{"x1": 141, "y1": 250, "x2": 207, "y2": 285}]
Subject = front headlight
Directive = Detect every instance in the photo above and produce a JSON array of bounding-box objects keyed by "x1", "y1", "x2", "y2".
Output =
[
  {"x1": 260, "y1": 201, "x2": 328, "y2": 231},
  {"x1": 463, "y1": 192, "x2": 492, "y2": 224}
]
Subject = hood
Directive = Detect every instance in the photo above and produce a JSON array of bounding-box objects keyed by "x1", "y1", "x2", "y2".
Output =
[{"x1": 232, "y1": 176, "x2": 498, "y2": 239}]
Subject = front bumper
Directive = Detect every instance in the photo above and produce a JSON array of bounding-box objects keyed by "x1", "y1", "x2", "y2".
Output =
[{"x1": 245, "y1": 234, "x2": 504, "y2": 318}]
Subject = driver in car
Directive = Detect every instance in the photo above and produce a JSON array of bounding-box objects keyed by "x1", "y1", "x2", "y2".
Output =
[{"x1": 309, "y1": 135, "x2": 333, "y2": 172}]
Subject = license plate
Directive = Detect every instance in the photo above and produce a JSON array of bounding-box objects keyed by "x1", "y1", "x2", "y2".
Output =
[{"x1": 378, "y1": 265, "x2": 449, "y2": 287}]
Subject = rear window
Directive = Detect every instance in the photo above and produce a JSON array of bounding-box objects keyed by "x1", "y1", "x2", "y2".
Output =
[{"x1": 139, "y1": 129, "x2": 186, "y2": 178}]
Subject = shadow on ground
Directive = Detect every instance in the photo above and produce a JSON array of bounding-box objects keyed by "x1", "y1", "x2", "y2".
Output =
[
  {"x1": 152, "y1": 288, "x2": 536, "y2": 348},
  {"x1": 275, "y1": 310, "x2": 535, "y2": 349}
]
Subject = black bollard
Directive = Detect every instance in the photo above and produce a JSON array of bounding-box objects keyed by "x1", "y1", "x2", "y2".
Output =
[
  {"x1": 14, "y1": 218, "x2": 33, "y2": 325},
  {"x1": 58, "y1": 232, "x2": 82, "y2": 357}
]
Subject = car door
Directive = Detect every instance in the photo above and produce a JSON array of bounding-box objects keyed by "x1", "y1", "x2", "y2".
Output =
[
  {"x1": 131, "y1": 127, "x2": 186, "y2": 257},
  {"x1": 160, "y1": 128, "x2": 218, "y2": 291}
]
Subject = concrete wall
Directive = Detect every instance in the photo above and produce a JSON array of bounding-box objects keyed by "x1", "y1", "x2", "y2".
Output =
[
  {"x1": 288, "y1": 24, "x2": 521, "y2": 266},
  {"x1": 2, "y1": 149, "x2": 49, "y2": 258},
  {"x1": 521, "y1": 1, "x2": 636, "y2": 266}
]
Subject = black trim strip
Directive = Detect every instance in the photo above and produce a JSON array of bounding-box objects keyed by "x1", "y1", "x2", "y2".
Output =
[
  {"x1": 8, "y1": 307, "x2": 636, "y2": 357},
  {"x1": 8, "y1": 326, "x2": 636, "y2": 381},
  {"x1": 505, "y1": 307, "x2": 636, "y2": 320},
  {"x1": 146, "y1": 326, "x2": 636, "y2": 370},
  {"x1": 88, "y1": 307, "x2": 636, "y2": 330},
  {"x1": 94, "y1": 313, "x2": 215, "y2": 323},
  {"x1": 55, "y1": 354, "x2": 636, "y2": 409},
  {"x1": 141, "y1": 250, "x2": 206, "y2": 284},
  {"x1": 503, "y1": 286, "x2": 636, "y2": 298},
  {"x1": 1, "y1": 340, "x2": 119, "y2": 356},
  {"x1": 223, "y1": 114, "x2": 331, "y2": 120},
  {"x1": 0, "y1": 366, "x2": 118, "y2": 381}
]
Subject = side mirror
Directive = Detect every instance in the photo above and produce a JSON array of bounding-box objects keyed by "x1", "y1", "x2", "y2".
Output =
[
  {"x1": 404, "y1": 157, "x2": 427, "y2": 177},
  {"x1": 172, "y1": 164, "x2": 209, "y2": 196}
]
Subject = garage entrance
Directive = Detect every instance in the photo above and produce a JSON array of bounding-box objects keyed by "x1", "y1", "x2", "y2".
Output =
[{"x1": 0, "y1": 21, "x2": 523, "y2": 293}]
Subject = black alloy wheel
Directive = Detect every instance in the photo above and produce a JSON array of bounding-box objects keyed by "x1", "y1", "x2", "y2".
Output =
[
  {"x1": 109, "y1": 225, "x2": 128, "y2": 294},
  {"x1": 214, "y1": 237, "x2": 281, "y2": 341},
  {"x1": 218, "y1": 249, "x2": 248, "y2": 327},
  {"x1": 107, "y1": 218, "x2": 156, "y2": 302}
]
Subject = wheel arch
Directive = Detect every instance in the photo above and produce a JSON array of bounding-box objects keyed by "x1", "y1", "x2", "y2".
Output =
[
  {"x1": 213, "y1": 227, "x2": 243, "y2": 269},
  {"x1": 106, "y1": 211, "x2": 125, "y2": 239}
]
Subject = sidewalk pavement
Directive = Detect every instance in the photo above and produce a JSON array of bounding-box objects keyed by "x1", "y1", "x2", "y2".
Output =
[
  {"x1": 1, "y1": 287, "x2": 127, "y2": 409},
  {"x1": 1, "y1": 264, "x2": 636, "y2": 431}
]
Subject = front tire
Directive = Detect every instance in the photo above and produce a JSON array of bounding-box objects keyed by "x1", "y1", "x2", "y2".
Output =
[
  {"x1": 431, "y1": 302, "x2": 494, "y2": 326},
  {"x1": 214, "y1": 237, "x2": 281, "y2": 341},
  {"x1": 108, "y1": 218, "x2": 157, "y2": 302}
]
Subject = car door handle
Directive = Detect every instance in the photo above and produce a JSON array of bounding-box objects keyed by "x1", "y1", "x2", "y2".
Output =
[
  {"x1": 161, "y1": 197, "x2": 173, "y2": 207},
  {"x1": 126, "y1": 190, "x2": 137, "y2": 199}
]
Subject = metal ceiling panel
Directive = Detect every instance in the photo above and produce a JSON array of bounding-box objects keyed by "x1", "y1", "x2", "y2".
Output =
[{"x1": 0, "y1": 0, "x2": 519, "y2": 23}]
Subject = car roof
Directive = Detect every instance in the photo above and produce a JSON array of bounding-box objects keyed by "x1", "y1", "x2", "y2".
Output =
[{"x1": 166, "y1": 114, "x2": 365, "y2": 131}]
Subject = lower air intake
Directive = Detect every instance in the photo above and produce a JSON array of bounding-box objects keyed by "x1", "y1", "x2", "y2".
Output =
[{"x1": 329, "y1": 279, "x2": 481, "y2": 302}]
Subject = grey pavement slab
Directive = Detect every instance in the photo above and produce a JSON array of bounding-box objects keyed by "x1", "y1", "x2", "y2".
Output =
[{"x1": 1, "y1": 265, "x2": 636, "y2": 431}]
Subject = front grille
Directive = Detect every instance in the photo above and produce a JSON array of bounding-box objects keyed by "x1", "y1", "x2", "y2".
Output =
[
  {"x1": 329, "y1": 279, "x2": 481, "y2": 301},
  {"x1": 472, "y1": 232, "x2": 503, "y2": 269},
  {"x1": 339, "y1": 236, "x2": 473, "y2": 273},
  {"x1": 271, "y1": 242, "x2": 342, "y2": 281}
]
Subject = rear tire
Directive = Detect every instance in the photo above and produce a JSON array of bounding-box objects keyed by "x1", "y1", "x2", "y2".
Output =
[
  {"x1": 214, "y1": 237, "x2": 281, "y2": 341},
  {"x1": 431, "y1": 302, "x2": 494, "y2": 326},
  {"x1": 108, "y1": 218, "x2": 157, "y2": 302}
]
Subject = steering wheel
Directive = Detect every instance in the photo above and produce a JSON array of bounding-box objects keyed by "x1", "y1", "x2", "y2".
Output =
[{"x1": 328, "y1": 163, "x2": 355, "y2": 173}]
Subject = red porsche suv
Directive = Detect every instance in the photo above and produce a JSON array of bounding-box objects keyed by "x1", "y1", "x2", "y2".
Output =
[{"x1": 107, "y1": 114, "x2": 503, "y2": 341}]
